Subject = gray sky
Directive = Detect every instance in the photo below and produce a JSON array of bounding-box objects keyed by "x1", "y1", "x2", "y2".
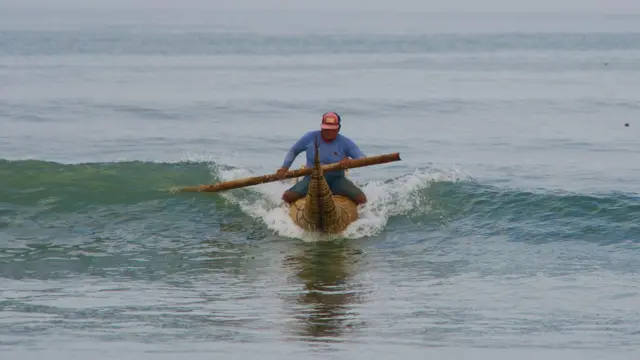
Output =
[{"x1": 1, "y1": 0, "x2": 639, "y2": 13}]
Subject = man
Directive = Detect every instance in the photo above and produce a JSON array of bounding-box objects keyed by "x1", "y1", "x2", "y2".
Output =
[{"x1": 276, "y1": 112, "x2": 368, "y2": 205}]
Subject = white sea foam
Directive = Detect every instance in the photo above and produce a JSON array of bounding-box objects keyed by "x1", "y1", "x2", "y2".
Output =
[{"x1": 214, "y1": 165, "x2": 471, "y2": 241}]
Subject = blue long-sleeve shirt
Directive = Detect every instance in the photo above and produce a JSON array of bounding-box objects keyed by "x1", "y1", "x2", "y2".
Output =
[{"x1": 281, "y1": 131, "x2": 366, "y2": 176}]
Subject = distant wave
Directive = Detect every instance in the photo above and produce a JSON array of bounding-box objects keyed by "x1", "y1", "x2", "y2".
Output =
[{"x1": 2, "y1": 32, "x2": 640, "y2": 56}]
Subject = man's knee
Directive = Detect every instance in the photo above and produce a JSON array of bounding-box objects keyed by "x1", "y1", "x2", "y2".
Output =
[
  {"x1": 331, "y1": 177, "x2": 367, "y2": 205},
  {"x1": 353, "y1": 193, "x2": 367, "y2": 204},
  {"x1": 282, "y1": 190, "x2": 302, "y2": 204}
]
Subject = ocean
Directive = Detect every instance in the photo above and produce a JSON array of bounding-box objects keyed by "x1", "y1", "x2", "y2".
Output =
[{"x1": 1, "y1": 7, "x2": 640, "y2": 359}]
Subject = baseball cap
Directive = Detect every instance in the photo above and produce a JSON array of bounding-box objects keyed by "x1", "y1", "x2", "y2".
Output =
[{"x1": 321, "y1": 112, "x2": 341, "y2": 130}]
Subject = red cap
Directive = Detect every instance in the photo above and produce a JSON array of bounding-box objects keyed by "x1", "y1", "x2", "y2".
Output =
[{"x1": 321, "y1": 112, "x2": 341, "y2": 130}]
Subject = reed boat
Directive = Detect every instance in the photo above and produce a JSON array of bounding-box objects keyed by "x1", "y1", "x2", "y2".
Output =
[{"x1": 287, "y1": 143, "x2": 359, "y2": 234}]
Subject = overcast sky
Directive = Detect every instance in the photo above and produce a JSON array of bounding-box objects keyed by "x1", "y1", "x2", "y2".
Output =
[{"x1": 1, "y1": 0, "x2": 639, "y2": 13}]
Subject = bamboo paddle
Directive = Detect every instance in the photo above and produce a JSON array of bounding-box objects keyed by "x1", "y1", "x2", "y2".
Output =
[{"x1": 178, "y1": 152, "x2": 401, "y2": 193}]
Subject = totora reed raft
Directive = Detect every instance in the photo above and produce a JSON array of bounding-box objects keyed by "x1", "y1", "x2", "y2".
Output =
[{"x1": 287, "y1": 139, "x2": 359, "y2": 234}]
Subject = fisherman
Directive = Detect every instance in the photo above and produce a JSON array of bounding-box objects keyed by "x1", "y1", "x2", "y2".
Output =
[{"x1": 276, "y1": 112, "x2": 368, "y2": 205}]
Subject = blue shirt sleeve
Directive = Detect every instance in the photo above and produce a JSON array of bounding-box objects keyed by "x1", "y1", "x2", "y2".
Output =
[
  {"x1": 282, "y1": 131, "x2": 313, "y2": 168},
  {"x1": 342, "y1": 136, "x2": 366, "y2": 159}
]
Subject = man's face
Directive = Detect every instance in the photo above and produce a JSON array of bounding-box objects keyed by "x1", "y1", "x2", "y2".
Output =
[{"x1": 321, "y1": 128, "x2": 339, "y2": 140}]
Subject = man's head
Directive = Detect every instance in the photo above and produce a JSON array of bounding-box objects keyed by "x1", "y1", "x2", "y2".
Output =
[{"x1": 320, "y1": 112, "x2": 341, "y2": 141}]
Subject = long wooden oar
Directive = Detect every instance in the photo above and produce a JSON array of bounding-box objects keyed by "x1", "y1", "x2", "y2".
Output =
[{"x1": 179, "y1": 152, "x2": 401, "y2": 193}]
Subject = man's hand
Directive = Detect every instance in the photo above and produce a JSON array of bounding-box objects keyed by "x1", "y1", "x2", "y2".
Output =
[
  {"x1": 276, "y1": 167, "x2": 289, "y2": 179},
  {"x1": 339, "y1": 158, "x2": 351, "y2": 169}
]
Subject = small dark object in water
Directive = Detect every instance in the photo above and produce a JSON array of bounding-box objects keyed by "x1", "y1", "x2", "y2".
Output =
[{"x1": 625, "y1": 123, "x2": 629, "y2": 127}]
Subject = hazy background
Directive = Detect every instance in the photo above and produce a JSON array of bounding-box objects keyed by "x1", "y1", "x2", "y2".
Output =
[{"x1": 1, "y1": 0, "x2": 640, "y2": 12}]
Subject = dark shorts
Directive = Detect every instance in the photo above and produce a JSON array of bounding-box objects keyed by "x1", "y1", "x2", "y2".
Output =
[{"x1": 286, "y1": 174, "x2": 364, "y2": 200}]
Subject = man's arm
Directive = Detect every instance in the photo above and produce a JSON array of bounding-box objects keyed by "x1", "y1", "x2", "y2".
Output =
[
  {"x1": 343, "y1": 136, "x2": 366, "y2": 160},
  {"x1": 281, "y1": 132, "x2": 313, "y2": 168}
]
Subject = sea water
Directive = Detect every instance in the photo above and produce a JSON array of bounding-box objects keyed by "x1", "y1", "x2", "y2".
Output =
[{"x1": 1, "y1": 7, "x2": 640, "y2": 359}]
